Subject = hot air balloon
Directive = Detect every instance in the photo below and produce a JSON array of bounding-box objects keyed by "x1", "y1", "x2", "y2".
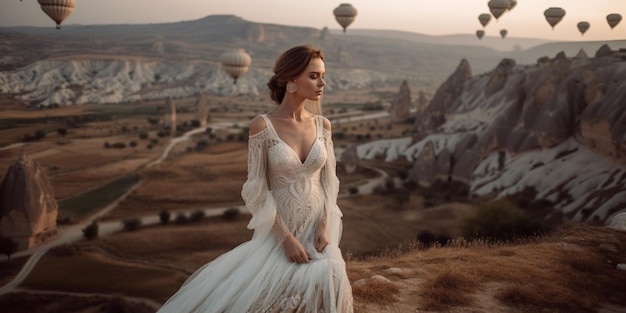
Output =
[
  {"x1": 478, "y1": 13, "x2": 492, "y2": 28},
  {"x1": 333, "y1": 3, "x2": 357, "y2": 33},
  {"x1": 476, "y1": 30, "x2": 485, "y2": 40},
  {"x1": 577, "y1": 22, "x2": 590, "y2": 36},
  {"x1": 488, "y1": 0, "x2": 510, "y2": 20},
  {"x1": 500, "y1": 29, "x2": 508, "y2": 39},
  {"x1": 544, "y1": 7, "x2": 566, "y2": 30},
  {"x1": 508, "y1": 0, "x2": 517, "y2": 11},
  {"x1": 607, "y1": 14, "x2": 622, "y2": 29},
  {"x1": 37, "y1": 0, "x2": 75, "y2": 30},
  {"x1": 220, "y1": 49, "x2": 251, "y2": 85}
]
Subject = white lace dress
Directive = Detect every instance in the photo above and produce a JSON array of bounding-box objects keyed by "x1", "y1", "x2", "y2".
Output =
[{"x1": 156, "y1": 114, "x2": 353, "y2": 313}]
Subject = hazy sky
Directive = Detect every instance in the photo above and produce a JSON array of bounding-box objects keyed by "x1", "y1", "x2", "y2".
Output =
[{"x1": 0, "y1": 1, "x2": 624, "y2": 41}]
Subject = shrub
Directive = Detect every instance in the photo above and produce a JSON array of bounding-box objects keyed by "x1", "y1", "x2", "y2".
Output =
[
  {"x1": 348, "y1": 186, "x2": 359, "y2": 195},
  {"x1": 122, "y1": 217, "x2": 142, "y2": 231},
  {"x1": 189, "y1": 210, "x2": 206, "y2": 222},
  {"x1": 175, "y1": 213, "x2": 188, "y2": 224},
  {"x1": 0, "y1": 237, "x2": 18, "y2": 261},
  {"x1": 159, "y1": 210, "x2": 171, "y2": 225},
  {"x1": 222, "y1": 207, "x2": 240, "y2": 221},
  {"x1": 111, "y1": 142, "x2": 126, "y2": 149},
  {"x1": 82, "y1": 221, "x2": 99, "y2": 240},
  {"x1": 139, "y1": 132, "x2": 148, "y2": 140},
  {"x1": 461, "y1": 199, "x2": 545, "y2": 241}
]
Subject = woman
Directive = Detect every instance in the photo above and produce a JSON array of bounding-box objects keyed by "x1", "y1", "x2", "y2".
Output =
[{"x1": 156, "y1": 45, "x2": 353, "y2": 313}]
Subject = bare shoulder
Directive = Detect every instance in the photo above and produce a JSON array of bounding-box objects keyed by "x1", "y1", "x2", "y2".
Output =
[
  {"x1": 249, "y1": 115, "x2": 267, "y2": 136},
  {"x1": 321, "y1": 116, "x2": 332, "y2": 132}
]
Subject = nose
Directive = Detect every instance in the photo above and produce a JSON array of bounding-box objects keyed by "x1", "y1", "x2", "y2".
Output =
[{"x1": 319, "y1": 77, "x2": 325, "y2": 87}]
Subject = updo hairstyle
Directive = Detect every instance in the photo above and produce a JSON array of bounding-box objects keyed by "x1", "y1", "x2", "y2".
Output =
[{"x1": 267, "y1": 45, "x2": 324, "y2": 105}]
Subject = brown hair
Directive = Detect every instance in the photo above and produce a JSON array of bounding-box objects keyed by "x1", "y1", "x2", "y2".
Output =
[{"x1": 267, "y1": 45, "x2": 324, "y2": 105}]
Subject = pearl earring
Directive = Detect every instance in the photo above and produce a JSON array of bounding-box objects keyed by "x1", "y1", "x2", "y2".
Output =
[{"x1": 286, "y1": 82, "x2": 297, "y2": 93}]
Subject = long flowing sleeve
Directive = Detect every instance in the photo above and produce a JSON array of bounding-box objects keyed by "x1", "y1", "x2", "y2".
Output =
[
  {"x1": 241, "y1": 129, "x2": 291, "y2": 243},
  {"x1": 320, "y1": 126, "x2": 345, "y2": 244}
]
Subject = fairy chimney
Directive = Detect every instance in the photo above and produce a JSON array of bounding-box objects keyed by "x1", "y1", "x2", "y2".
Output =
[
  {"x1": 0, "y1": 154, "x2": 58, "y2": 250},
  {"x1": 340, "y1": 144, "x2": 359, "y2": 174},
  {"x1": 390, "y1": 80, "x2": 411, "y2": 122},
  {"x1": 195, "y1": 91, "x2": 209, "y2": 127},
  {"x1": 163, "y1": 97, "x2": 177, "y2": 134}
]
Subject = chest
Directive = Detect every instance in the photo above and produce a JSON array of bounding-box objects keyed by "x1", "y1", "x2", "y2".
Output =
[{"x1": 269, "y1": 118, "x2": 318, "y2": 163}]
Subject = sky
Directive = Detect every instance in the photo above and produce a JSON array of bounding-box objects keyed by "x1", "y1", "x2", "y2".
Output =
[{"x1": 0, "y1": 0, "x2": 624, "y2": 41}]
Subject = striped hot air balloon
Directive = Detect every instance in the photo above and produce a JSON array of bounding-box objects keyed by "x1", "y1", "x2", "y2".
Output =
[
  {"x1": 479, "y1": 13, "x2": 492, "y2": 28},
  {"x1": 333, "y1": 3, "x2": 358, "y2": 33},
  {"x1": 488, "y1": 0, "x2": 510, "y2": 20},
  {"x1": 606, "y1": 14, "x2": 622, "y2": 30},
  {"x1": 476, "y1": 30, "x2": 485, "y2": 40},
  {"x1": 577, "y1": 21, "x2": 590, "y2": 36},
  {"x1": 544, "y1": 7, "x2": 566, "y2": 30},
  {"x1": 220, "y1": 49, "x2": 252, "y2": 85},
  {"x1": 37, "y1": 0, "x2": 75, "y2": 30}
]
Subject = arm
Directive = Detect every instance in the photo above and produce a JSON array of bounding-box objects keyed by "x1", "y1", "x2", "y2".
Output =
[
  {"x1": 242, "y1": 116, "x2": 290, "y2": 243},
  {"x1": 315, "y1": 117, "x2": 338, "y2": 252}
]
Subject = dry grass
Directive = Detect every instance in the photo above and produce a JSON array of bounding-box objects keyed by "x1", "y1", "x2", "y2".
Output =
[{"x1": 348, "y1": 224, "x2": 626, "y2": 313}]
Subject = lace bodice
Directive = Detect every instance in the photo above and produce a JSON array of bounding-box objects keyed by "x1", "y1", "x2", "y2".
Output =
[{"x1": 242, "y1": 114, "x2": 341, "y2": 243}]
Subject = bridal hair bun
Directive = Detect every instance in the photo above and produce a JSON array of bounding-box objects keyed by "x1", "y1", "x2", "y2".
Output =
[{"x1": 267, "y1": 75, "x2": 286, "y2": 104}]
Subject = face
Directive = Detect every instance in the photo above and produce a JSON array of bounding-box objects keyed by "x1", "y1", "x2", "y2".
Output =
[{"x1": 292, "y1": 57, "x2": 325, "y2": 101}]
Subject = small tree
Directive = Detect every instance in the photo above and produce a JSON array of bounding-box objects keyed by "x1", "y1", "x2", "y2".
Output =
[
  {"x1": 159, "y1": 210, "x2": 171, "y2": 225},
  {"x1": 56, "y1": 128, "x2": 67, "y2": 137},
  {"x1": 175, "y1": 213, "x2": 188, "y2": 224},
  {"x1": 222, "y1": 207, "x2": 240, "y2": 221},
  {"x1": 0, "y1": 237, "x2": 19, "y2": 261},
  {"x1": 147, "y1": 117, "x2": 160, "y2": 127},
  {"x1": 122, "y1": 217, "x2": 142, "y2": 231},
  {"x1": 82, "y1": 221, "x2": 99, "y2": 240},
  {"x1": 190, "y1": 210, "x2": 206, "y2": 222},
  {"x1": 34, "y1": 129, "x2": 46, "y2": 140}
]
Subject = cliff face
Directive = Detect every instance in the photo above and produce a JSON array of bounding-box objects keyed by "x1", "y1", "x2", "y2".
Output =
[
  {"x1": 0, "y1": 154, "x2": 58, "y2": 250},
  {"x1": 408, "y1": 45, "x2": 626, "y2": 224}
]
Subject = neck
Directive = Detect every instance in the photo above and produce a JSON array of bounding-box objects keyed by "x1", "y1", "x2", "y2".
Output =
[{"x1": 274, "y1": 94, "x2": 308, "y2": 120}]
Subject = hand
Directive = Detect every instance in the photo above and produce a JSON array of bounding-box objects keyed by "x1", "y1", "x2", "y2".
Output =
[
  {"x1": 282, "y1": 234, "x2": 310, "y2": 264},
  {"x1": 314, "y1": 223, "x2": 330, "y2": 253}
]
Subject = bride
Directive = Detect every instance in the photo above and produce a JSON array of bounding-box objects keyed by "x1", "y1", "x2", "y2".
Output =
[{"x1": 156, "y1": 45, "x2": 354, "y2": 313}]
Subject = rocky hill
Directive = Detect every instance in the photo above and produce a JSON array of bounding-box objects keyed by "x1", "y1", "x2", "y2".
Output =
[
  {"x1": 1, "y1": 15, "x2": 625, "y2": 107},
  {"x1": 355, "y1": 44, "x2": 626, "y2": 225}
]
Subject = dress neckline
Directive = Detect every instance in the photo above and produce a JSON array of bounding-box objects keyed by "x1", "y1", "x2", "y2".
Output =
[{"x1": 263, "y1": 114, "x2": 319, "y2": 165}]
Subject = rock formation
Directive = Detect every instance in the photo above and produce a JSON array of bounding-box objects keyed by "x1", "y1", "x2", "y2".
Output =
[
  {"x1": 415, "y1": 58, "x2": 471, "y2": 134},
  {"x1": 407, "y1": 45, "x2": 626, "y2": 224},
  {"x1": 340, "y1": 144, "x2": 359, "y2": 174},
  {"x1": 163, "y1": 97, "x2": 176, "y2": 134},
  {"x1": 0, "y1": 154, "x2": 58, "y2": 250},
  {"x1": 195, "y1": 91, "x2": 209, "y2": 126},
  {"x1": 389, "y1": 80, "x2": 411, "y2": 122}
]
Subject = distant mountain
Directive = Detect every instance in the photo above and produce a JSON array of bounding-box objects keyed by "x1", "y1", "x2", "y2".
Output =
[
  {"x1": 330, "y1": 28, "x2": 553, "y2": 51},
  {"x1": 1, "y1": 15, "x2": 625, "y2": 107}
]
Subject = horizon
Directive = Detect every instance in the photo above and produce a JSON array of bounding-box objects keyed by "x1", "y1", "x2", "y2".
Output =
[{"x1": 0, "y1": 0, "x2": 623, "y2": 42}]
